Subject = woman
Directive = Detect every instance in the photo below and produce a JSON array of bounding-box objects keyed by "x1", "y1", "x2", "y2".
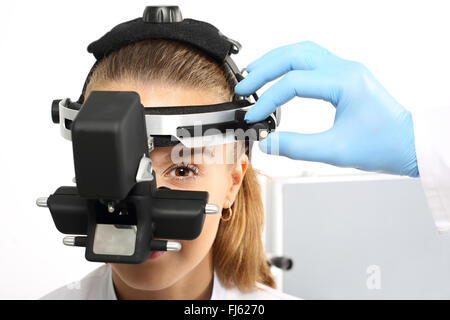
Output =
[{"x1": 41, "y1": 39, "x2": 299, "y2": 300}]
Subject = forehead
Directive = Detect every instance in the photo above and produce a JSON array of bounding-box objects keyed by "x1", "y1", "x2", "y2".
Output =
[
  {"x1": 150, "y1": 143, "x2": 241, "y2": 166},
  {"x1": 150, "y1": 144, "x2": 217, "y2": 163},
  {"x1": 90, "y1": 82, "x2": 225, "y2": 108}
]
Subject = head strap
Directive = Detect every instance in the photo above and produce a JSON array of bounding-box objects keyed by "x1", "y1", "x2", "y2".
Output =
[{"x1": 76, "y1": 5, "x2": 245, "y2": 104}]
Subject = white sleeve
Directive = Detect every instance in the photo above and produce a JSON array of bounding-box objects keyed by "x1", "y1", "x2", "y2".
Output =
[{"x1": 411, "y1": 106, "x2": 450, "y2": 233}]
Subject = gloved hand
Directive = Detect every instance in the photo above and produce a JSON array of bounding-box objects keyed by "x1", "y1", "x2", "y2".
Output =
[{"x1": 235, "y1": 41, "x2": 419, "y2": 177}]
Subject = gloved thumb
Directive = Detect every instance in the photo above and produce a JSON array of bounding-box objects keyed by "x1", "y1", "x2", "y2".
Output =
[{"x1": 258, "y1": 130, "x2": 337, "y2": 164}]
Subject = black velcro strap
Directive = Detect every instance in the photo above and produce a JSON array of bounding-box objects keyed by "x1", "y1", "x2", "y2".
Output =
[
  {"x1": 87, "y1": 18, "x2": 233, "y2": 63},
  {"x1": 144, "y1": 99, "x2": 251, "y2": 115},
  {"x1": 153, "y1": 135, "x2": 180, "y2": 147}
]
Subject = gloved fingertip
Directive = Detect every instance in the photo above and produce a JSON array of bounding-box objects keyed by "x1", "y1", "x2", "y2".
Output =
[
  {"x1": 234, "y1": 79, "x2": 245, "y2": 95},
  {"x1": 246, "y1": 63, "x2": 256, "y2": 72},
  {"x1": 234, "y1": 81, "x2": 250, "y2": 96},
  {"x1": 258, "y1": 136, "x2": 269, "y2": 153},
  {"x1": 258, "y1": 132, "x2": 281, "y2": 155},
  {"x1": 244, "y1": 110, "x2": 257, "y2": 123}
]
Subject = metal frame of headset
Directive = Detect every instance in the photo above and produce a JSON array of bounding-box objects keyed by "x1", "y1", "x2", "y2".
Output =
[{"x1": 54, "y1": 49, "x2": 280, "y2": 149}]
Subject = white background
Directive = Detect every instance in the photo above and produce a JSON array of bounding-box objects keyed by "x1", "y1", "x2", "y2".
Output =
[{"x1": 0, "y1": 0, "x2": 449, "y2": 299}]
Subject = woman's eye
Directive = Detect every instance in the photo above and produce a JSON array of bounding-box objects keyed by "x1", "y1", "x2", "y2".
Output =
[{"x1": 168, "y1": 166, "x2": 197, "y2": 178}]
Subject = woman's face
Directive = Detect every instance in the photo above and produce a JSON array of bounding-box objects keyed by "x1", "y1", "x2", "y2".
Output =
[{"x1": 88, "y1": 82, "x2": 247, "y2": 293}]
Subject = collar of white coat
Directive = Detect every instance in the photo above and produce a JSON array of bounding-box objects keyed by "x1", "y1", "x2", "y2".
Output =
[{"x1": 104, "y1": 263, "x2": 225, "y2": 300}]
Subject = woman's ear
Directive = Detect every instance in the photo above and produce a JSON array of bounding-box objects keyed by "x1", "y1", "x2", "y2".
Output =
[{"x1": 223, "y1": 153, "x2": 249, "y2": 208}]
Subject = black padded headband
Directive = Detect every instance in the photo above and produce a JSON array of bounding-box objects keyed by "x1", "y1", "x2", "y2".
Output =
[
  {"x1": 67, "y1": 6, "x2": 272, "y2": 157},
  {"x1": 87, "y1": 18, "x2": 234, "y2": 63},
  {"x1": 76, "y1": 6, "x2": 243, "y2": 105}
]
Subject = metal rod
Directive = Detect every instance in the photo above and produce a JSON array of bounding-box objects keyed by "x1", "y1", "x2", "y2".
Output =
[
  {"x1": 205, "y1": 204, "x2": 219, "y2": 214},
  {"x1": 36, "y1": 197, "x2": 48, "y2": 208},
  {"x1": 166, "y1": 241, "x2": 182, "y2": 252},
  {"x1": 63, "y1": 236, "x2": 87, "y2": 247},
  {"x1": 63, "y1": 236, "x2": 75, "y2": 246}
]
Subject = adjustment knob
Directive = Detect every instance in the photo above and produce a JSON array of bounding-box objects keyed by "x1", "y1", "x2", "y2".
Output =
[
  {"x1": 51, "y1": 99, "x2": 62, "y2": 124},
  {"x1": 269, "y1": 256, "x2": 293, "y2": 271},
  {"x1": 143, "y1": 6, "x2": 183, "y2": 23}
]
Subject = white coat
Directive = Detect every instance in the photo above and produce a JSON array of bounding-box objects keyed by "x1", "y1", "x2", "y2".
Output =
[
  {"x1": 412, "y1": 106, "x2": 450, "y2": 233},
  {"x1": 39, "y1": 264, "x2": 300, "y2": 300}
]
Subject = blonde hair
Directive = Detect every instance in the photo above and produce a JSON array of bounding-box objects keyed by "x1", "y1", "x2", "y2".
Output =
[{"x1": 84, "y1": 39, "x2": 275, "y2": 291}]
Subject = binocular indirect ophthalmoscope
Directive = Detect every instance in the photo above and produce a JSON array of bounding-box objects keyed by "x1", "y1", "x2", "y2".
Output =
[
  {"x1": 36, "y1": 91, "x2": 220, "y2": 264},
  {"x1": 34, "y1": 5, "x2": 292, "y2": 269}
]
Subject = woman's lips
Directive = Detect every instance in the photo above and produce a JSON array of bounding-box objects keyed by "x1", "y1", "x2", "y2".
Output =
[{"x1": 148, "y1": 251, "x2": 166, "y2": 260}]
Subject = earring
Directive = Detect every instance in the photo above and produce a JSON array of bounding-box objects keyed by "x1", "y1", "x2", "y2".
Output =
[{"x1": 221, "y1": 204, "x2": 233, "y2": 222}]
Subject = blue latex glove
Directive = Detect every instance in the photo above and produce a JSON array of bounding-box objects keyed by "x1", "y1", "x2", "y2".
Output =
[{"x1": 235, "y1": 41, "x2": 419, "y2": 177}]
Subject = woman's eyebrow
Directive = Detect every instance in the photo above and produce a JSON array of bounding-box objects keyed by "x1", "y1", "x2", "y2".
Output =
[{"x1": 154, "y1": 145, "x2": 216, "y2": 165}]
